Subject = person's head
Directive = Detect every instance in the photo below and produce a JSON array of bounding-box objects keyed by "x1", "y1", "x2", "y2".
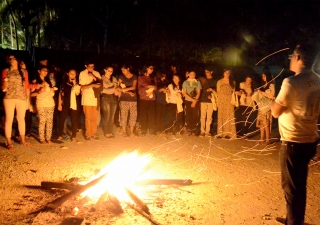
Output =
[
  {"x1": 170, "y1": 64, "x2": 177, "y2": 74},
  {"x1": 223, "y1": 69, "x2": 231, "y2": 78},
  {"x1": 245, "y1": 75, "x2": 252, "y2": 84},
  {"x1": 121, "y1": 64, "x2": 131, "y2": 76},
  {"x1": 104, "y1": 66, "x2": 114, "y2": 78},
  {"x1": 39, "y1": 57, "x2": 48, "y2": 66},
  {"x1": 85, "y1": 64, "x2": 95, "y2": 73},
  {"x1": 142, "y1": 64, "x2": 155, "y2": 76},
  {"x1": 187, "y1": 70, "x2": 196, "y2": 79},
  {"x1": 67, "y1": 69, "x2": 77, "y2": 81},
  {"x1": 289, "y1": 43, "x2": 319, "y2": 73},
  {"x1": 172, "y1": 74, "x2": 180, "y2": 85},
  {"x1": 38, "y1": 65, "x2": 49, "y2": 77},
  {"x1": 261, "y1": 67, "x2": 273, "y2": 83},
  {"x1": 6, "y1": 55, "x2": 19, "y2": 68},
  {"x1": 20, "y1": 60, "x2": 27, "y2": 70}
]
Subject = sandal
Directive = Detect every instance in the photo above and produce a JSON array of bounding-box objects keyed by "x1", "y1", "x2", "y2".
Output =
[{"x1": 6, "y1": 143, "x2": 14, "y2": 150}]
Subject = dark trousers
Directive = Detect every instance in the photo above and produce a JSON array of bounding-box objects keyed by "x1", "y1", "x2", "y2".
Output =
[
  {"x1": 58, "y1": 104, "x2": 80, "y2": 138},
  {"x1": 101, "y1": 94, "x2": 118, "y2": 135},
  {"x1": 167, "y1": 103, "x2": 184, "y2": 134},
  {"x1": 184, "y1": 100, "x2": 199, "y2": 132},
  {"x1": 236, "y1": 106, "x2": 254, "y2": 137},
  {"x1": 139, "y1": 99, "x2": 156, "y2": 133},
  {"x1": 280, "y1": 141, "x2": 317, "y2": 225},
  {"x1": 155, "y1": 102, "x2": 167, "y2": 133}
]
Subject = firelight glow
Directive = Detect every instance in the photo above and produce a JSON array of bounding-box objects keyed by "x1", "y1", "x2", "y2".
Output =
[{"x1": 79, "y1": 151, "x2": 152, "y2": 202}]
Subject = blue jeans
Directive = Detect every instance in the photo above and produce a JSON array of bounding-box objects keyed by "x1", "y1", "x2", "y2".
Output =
[
  {"x1": 101, "y1": 94, "x2": 118, "y2": 135},
  {"x1": 280, "y1": 141, "x2": 317, "y2": 225}
]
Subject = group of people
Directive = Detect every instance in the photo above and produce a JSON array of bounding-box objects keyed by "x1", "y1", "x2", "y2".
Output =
[
  {"x1": 1, "y1": 54, "x2": 278, "y2": 148},
  {"x1": 0, "y1": 42, "x2": 319, "y2": 225}
]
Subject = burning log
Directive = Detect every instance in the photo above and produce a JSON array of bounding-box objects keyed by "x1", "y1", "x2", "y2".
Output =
[
  {"x1": 135, "y1": 179, "x2": 192, "y2": 186},
  {"x1": 125, "y1": 187, "x2": 150, "y2": 215},
  {"x1": 41, "y1": 181, "x2": 79, "y2": 190},
  {"x1": 38, "y1": 178, "x2": 193, "y2": 191},
  {"x1": 29, "y1": 174, "x2": 107, "y2": 214}
]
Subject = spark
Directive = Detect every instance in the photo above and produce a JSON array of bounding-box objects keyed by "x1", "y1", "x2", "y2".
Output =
[{"x1": 255, "y1": 48, "x2": 290, "y2": 66}]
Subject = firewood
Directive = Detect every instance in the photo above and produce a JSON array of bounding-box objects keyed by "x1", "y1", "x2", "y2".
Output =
[
  {"x1": 29, "y1": 174, "x2": 107, "y2": 214},
  {"x1": 135, "y1": 179, "x2": 192, "y2": 186},
  {"x1": 125, "y1": 187, "x2": 150, "y2": 215},
  {"x1": 40, "y1": 181, "x2": 79, "y2": 190}
]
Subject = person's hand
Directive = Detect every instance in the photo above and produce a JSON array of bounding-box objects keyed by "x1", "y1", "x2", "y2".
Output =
[
  {"x1": 129, "y1": 92, "x2": 135, "y2": 97},
  {"x1": 206, "y1": 88, "x2": 213, "y2": 92},
  {"x1": 92, "y1": 83, "x2": 101, "y2": 88},
  {"x1": 191, "y1": 100, "x2": 197, "y2": 108}
]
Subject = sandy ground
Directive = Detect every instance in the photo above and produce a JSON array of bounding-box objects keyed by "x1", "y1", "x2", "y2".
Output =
[{"x1": 0, "y1": 126, "x2": 319, "y2": 225}]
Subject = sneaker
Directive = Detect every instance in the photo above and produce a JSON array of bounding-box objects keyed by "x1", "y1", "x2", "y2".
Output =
[
  {"x1": 205, "y1": 133, "x2": 212, "y2": 137},
  {"x1": 92, "y1": 135, "x2": 99, "y2": 140},
  {"x1": 200, "y1": 133, "x2": 205, "y2": 137},
  {"x1": 85, "y1": 136, "x2": 91, "y2": 141}
]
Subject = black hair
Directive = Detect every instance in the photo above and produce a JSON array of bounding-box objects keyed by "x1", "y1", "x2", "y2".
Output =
[
  {"x1": 171, "y1": 74, "x2": 182, "y2": 90},
  {"x1": 36, "y1": 65, "x2": 53, "y2": 87},
  {"x1": 221, "y1": 69, "x2": 235, "y2": 89},
  {"x1": 260, "y1": 67, "x2": 273, "y2": 91},
  {"x1": 294, "y1": 43, "x2": 319, "y2": 68}
]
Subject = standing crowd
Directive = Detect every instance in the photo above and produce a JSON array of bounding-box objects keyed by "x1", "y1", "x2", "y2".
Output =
[
  {"x1": 0, "y1": 55, "x2": 278, "y2": 149},
  {"x1": 1, "y1": 42, "x2": 320, "y2": 225}
]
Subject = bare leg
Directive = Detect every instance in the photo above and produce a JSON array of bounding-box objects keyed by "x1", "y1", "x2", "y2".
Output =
[
  {"x1": 130, "y1": 126, "x2": 136, "y2": 137},
  {"x1": 264, "y1": 126, "x2": 270, "y2": 145}
]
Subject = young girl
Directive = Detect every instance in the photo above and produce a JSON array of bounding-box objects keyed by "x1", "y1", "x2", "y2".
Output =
[
  {"x1": 254, "y1": 70, "x2": 275, "y2": 145},
  {"x1": 167, "y1": 74, "x2": 184, "y2": 135},
  {"x1": 57, "y1": 69, "x2": 81, "y2": 142},
  {"x1": 31, "y1": 65, "x2": 56, "y2": 144}
]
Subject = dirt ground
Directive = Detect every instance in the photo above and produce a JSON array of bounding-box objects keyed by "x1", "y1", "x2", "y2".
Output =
[{"x1": 0, "y1": 126, "x2": 319, "y2": 225}]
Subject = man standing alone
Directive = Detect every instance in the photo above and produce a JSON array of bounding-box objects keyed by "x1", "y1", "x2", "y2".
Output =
[
  {"x1": 79, "y1": 60, "x2": 101, "y2": 140},
  {"x1": 271, "y1": 43, "x2": 320, "y2": 225}
]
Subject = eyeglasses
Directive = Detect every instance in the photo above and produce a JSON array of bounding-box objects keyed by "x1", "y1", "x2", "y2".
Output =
[{"x1": 288, "y1": 54, "x2": 299, "y2": 59}]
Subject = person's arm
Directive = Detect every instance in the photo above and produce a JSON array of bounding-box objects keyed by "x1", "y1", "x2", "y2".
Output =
[
  {"x1": 271, "y1": 101, "x2": 287, "y2": 118},
  {"x1": 216, "y1": 80, "x2": 221, "y2": 93},
  {"x1": 1, "y1": 69, "x2": 8, "y2": 91},
  {"x1": 271, "y1": 79, "x2": 290, "y2": 118}
]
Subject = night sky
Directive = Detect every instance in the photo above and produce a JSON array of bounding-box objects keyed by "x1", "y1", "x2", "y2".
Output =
[{"x1": 50, "y1": 0, "x2": 320, "y2": 52}]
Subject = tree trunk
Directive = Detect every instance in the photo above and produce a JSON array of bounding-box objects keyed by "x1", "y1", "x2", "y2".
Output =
[{"x1": 5, "y1": 0, "x2": 19, "y2": 50}]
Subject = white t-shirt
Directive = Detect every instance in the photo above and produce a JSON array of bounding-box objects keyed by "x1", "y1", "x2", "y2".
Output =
[
  {"x1": 79, "y1": 69, "x2": 101, "y2": 106},
  {"x1": 275, "y1": 70, "x2": 320, "y2": 143}
]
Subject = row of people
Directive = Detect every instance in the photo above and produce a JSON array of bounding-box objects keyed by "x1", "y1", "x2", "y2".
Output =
[{"x1": 1, "y1": 55, "x2": 275, "y2": 149}]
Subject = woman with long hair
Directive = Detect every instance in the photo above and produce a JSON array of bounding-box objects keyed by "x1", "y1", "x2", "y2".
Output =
[
  {"x1": 235, "y1": 75, "x2": 256, "y2": 138},
  {"x1": 101, "y1": 65, "x2": 119, "y2": 138},
  {"x1": 167, "y1": 74, "x2": 184, "y2": 135},
  {"x1": 216, "y1": 69, "x2": 237, "y2": 139},
  {"x1": 31, "y1": 65, "x2": 56, "y2": 144},
  {"x1": 254, "y1": 69, "x2": 275, "y2": 145},
  {"x1": 1, "y1": 55, "x2": 40, "y2": 149},
  {"x1": 57, "y1": 69, "x2": 81, "y2": 142},
  {"x1": 117, "y1": 64, "x2": 138, "y2": 137},
  {"x1": 137, "y1": 64, "x2": 157, "y2": 136}
]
